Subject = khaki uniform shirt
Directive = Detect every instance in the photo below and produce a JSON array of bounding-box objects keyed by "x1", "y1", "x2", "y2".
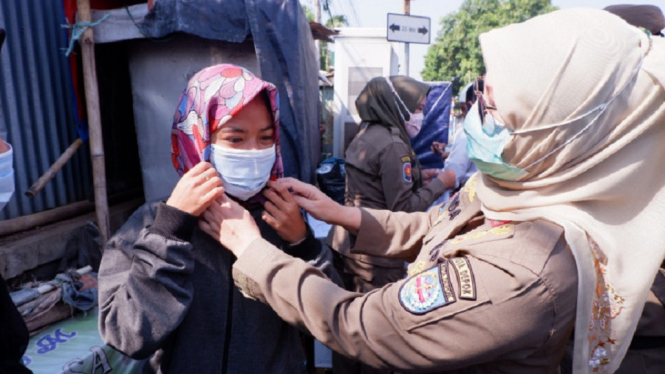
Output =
[
  {"x1": 329, "y1": 124, "x2": 447, "y2": 269},
  {"x1": 233, "y1": 177, "x2": 578, "y2": 373}
]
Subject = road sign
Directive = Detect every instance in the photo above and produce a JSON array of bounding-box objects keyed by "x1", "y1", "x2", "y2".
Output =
[{"x1": 386, "y1": 13, "x2": 431, "y2": 44}]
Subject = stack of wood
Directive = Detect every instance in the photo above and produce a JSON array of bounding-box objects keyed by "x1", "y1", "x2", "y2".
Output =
[{"x1": 10, "y1": 266, "x2": 97, "y2": 335}]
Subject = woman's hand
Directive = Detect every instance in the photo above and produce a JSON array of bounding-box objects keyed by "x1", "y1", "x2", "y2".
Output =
[
  {"x1": 421, "y1": 168, "x2": 440, "y2": 185},
  {"x1": 430, "y1": 141, "x2": 449, "y2": 159},
  {"x1": 167, "y1": 162, "x2": 224, "y2": 216},
  {"x1": 199, "y1": 194, "x2": 261, "y2": 258},
  {"x1": 276, "y1": 178, "x2": 361, "y2": 234},
  {"x1": 262, "y1": 181, "x2": 307, "y2": 244},
  {"x1": 276, "y1": 178, "x2": 339, "y2": 223}
]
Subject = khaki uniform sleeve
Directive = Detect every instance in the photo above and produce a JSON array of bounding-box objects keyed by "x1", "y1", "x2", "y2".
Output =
[
  {"x1": 379, "y1": 142, "x2": 446, "y2": 213},
  {"x1": 350, "y1": 207, "x2": 440, "y2": 262},
  {"x1": 233, "y1": 237, "x2": 556, "y2": 372}
]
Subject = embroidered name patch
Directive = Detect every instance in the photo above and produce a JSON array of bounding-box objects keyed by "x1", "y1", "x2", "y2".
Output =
[
  {"x1": 450, "y1": 257, "x2": 477, "y2": 300},
  {"x1": 450, "y1": 224, "x2": 514, "y2": 245},
  {"x1": 464, "y1": 175, "x2": 477, "y2": 203},
  {"x1": 399, "y1": 263, "x2": 456, "y2": 314},
  {"x1": 403, "y1": 163, "x2": 413, "y2": 182}
]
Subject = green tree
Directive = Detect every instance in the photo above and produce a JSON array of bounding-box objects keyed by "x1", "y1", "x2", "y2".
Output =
[
  {"x1": 422, "y1": 0, "x2": 557, "y2": 94},
  {"x1": 302, "y1": 4, "x2": 315, "y2": 22}
]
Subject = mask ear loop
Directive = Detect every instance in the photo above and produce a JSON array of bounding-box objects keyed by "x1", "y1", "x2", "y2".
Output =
[
  {"x1": 384, "y1": 77, "x2": 411, "y2": 122},
  {"x1": 513, "y1": 36, "x2": 650, "y2": 172}
]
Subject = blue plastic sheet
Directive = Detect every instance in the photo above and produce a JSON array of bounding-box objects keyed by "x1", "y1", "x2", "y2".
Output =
[{"x1": 410, "y1": 82, "x2": 452, "y2": 169}]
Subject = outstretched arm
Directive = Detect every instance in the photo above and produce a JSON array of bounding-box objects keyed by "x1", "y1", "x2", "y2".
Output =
[
  {"x1": 276, "y1": 178, "x2": 362, "y2": 235},
  {"x1": 277, "y1": 178, "x2": 439, "y2": 261}
]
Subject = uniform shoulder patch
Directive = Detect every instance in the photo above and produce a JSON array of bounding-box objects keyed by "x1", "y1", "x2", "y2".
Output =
[
  {"x1": 400, "y1": 156, "x2": 411, "y2": 163},
  {"x1": 399, "y1": 263, "x2": 456, "y2": 314},
  {"x1": 449, "y1": 257, "x2": 477, "y2": 300},
  {"x1": 403, "y1": 162, "x2": 413, "y2": 182}
]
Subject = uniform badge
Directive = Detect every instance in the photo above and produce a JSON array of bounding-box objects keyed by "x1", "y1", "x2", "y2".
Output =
[
  {"x1": 399, "y1": 263, "x2": 456, "y2": 315},
  {"x1": 403, "y1": 163, "x2": 412, "y2": 182}
]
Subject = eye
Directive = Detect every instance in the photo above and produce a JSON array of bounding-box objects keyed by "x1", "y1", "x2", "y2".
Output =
[{"x1": 225, "y1": 137, "x2": 243, "y2": 143}]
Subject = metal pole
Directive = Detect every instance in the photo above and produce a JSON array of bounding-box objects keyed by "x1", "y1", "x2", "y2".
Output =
[
  {"x1": 404, "y1": 0, "x2": 410, "y2": 76},
  {"x1": 76, "y1": 0, "x2": 111, "y2": 245}
]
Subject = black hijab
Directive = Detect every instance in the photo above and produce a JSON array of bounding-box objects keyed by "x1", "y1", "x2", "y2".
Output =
[{"x1": 355, "y1": 76, "x2": 430, "y2": 187}]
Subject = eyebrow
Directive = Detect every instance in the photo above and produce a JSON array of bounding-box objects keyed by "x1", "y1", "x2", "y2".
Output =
[{"x1": 220, "y1": 123, "x2": 274, "y2": 134}]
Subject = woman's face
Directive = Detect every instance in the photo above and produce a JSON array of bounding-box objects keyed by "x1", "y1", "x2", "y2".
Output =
[
  {"x1": 414, "y1": 97, "x2": 427, "y2": 114},
  {"x1": 483, "y1": 75, "x2": 507, "y2": 125},
  {"x1": 211, "y1": 95, "x2": 275, "y2": 150}
]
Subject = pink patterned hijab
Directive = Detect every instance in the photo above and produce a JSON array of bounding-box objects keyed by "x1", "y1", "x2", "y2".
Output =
[{"x1": 170, "y1": 64, "x2": 284, "y2": 182}]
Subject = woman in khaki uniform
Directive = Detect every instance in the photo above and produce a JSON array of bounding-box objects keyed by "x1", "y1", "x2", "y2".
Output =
[{"x1": 200, "y1": 9, "x2": 665, "y2": 374}]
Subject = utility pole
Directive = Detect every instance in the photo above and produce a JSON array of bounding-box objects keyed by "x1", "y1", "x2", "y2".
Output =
[
  {"x1": 404, "y1": 0, "x2": 410, "y2": 76},
  {"x1": 315, "y1": 0, "x2": 322, "y2": 70}
]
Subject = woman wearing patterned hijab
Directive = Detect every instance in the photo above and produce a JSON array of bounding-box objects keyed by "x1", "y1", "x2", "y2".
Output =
[
  {"x1": 200, "y1": 9, "x2": 665, "y2": 374},
  {"x1": 98, "y1": 64, "x2": 338, "y2": 373}
]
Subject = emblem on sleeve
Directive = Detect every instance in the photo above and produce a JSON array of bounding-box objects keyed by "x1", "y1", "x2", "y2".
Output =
[
  {"x1": 399, "y1": 263, "x2": 456, "y2": 314},
  {"x1": 403, "y1": 163, "x2": 413, "y2": 182},
  {"x1": 400, "y1": 156, "x2": 411, "y2": 163},
  {"x1": 450, "y1": 257, "x2": 477, "y2": 300}
]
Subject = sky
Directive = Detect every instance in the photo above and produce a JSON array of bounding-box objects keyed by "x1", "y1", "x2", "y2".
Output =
[{"x1": 301, "y1": 0, "x2": 664, "y2": 79}]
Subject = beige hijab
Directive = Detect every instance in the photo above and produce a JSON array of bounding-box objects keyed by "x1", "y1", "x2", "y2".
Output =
[{"x1": 476, "y1": 8, "x2": 665, "y2": 374}]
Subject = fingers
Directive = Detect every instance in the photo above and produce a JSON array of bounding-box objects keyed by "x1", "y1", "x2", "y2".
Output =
[
  {"x1": 198, "y1": 218, "x2": 216, "y2": 238},
  {"x1": 263, "y1": 186, "x2": 286, "y2": 209},
  {"x1": 201, "y1": 208, "x2": 221, "y2": 228},
  {"x1": 263, "y1": 200, "x2": 286, "y2": 222},
  {"x1": 267, "y1": 180, "x2": 294, "y2": 204},
  {"x1": 275, "y1": 178, "x2": 311, "y2": 197},
  {"x1": 196, "y1": 166, "x2": 218, "y2": 185},
  {"x1": 292, "y1": 195, "x2": 315, "y2": 212},
  {"x1": 188, "y1": 161, "x2": 214, "y2": 178},
  {"x1": 261, "y1": 210, "x2": 279, "y2": 229}
]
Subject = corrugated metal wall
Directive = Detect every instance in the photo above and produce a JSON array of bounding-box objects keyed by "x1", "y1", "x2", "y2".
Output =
[{"x1": 0, "y1": 1, "x2": 92, "y2": 220}]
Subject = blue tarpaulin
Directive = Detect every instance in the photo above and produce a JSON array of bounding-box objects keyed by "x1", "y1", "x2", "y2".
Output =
[
  {"x1": 410, "y1": 82, "x2": 452, "y2": 169},
  {"x1": 139, "y1": 0, "x2": 320, "y2": 183}
]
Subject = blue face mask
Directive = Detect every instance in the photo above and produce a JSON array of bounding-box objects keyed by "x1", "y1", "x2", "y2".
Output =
[{"x1": 463, "y1": 102, "x2": 528, "y2": 181}]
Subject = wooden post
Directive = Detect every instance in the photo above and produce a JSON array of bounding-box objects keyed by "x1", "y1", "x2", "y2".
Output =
[
  {"x1": 0, "y1": 201, "x2": 95, "y2": 237},
  {"x1": 76, "y1": 0, "x2": 110, "y2": 245}
]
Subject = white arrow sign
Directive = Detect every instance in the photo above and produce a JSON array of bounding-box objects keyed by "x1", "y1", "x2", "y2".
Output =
[{"x1": 386, "y1": 13, "x2": 431, "y2": 44}]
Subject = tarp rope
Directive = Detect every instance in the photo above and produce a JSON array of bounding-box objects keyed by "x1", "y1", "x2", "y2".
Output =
[{"x1": 61, "y1": 14, "x2": 110, "y2": 57}]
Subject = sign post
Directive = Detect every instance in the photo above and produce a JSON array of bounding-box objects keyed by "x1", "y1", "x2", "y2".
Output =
[{"x1": 386, "y1": 13, "x2": 431, "y2": 76}]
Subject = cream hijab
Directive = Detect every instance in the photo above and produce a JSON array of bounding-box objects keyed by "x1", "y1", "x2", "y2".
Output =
[{"x1": 475, "y1": 9, "x2": 665, "y2": 374}]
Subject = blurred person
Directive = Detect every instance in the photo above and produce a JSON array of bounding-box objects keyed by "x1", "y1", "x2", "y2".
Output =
[
  {"x1": 97, "y1": 64, "x2": 338, "y2": 373},
  {"x1": 0, "y1": 27, "x2": 32, "y2": 374},
  {"x1": 326, "y1": 75, "x2": 452, "y2": 374},
  {"x1": 429, "y1": 83, "x2": 479, "y2": 205},
  {"x1": 200, "y1": 9, "x2": 665, "y2": 373},
  {"x1": 604, "y1": 4, "x2": 664, "y2": 36}
]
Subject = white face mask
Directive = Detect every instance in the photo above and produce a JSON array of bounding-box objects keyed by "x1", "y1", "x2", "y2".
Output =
[
  {"x1": 405, "y1": 112, "x2": 424, "y2": 138},
  {"x1": 210, "y1": 144, "x2": 276, "y2": 201}
]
